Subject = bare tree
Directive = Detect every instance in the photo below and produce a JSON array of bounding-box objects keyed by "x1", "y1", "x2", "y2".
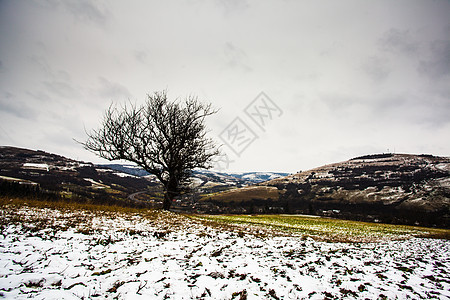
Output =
[{"x1": 82, "y1": 90, "x2": 219, "y2": 210}]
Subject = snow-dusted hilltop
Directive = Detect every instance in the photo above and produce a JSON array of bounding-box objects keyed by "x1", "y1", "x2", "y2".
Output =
[
  {"x1": 204, "y1": 154, "x2": 450, "y2": 227},
  {"x1": 103, "y1": 164, "x2": 289, "y2": 186},
  {"x1": 0, "y1": 146, "x2": 157, "y2": 207}
]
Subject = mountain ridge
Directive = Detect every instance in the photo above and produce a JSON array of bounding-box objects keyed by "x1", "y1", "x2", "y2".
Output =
[
  {"x1": 102, "y1": 164, "x2": 289, "y2": 185},
  {"x1": 0, "y1": 146, "x2": 157, "y2": 208},
  {"x1": 201, "y1": 153, "x2": 450, "y2": 227}
]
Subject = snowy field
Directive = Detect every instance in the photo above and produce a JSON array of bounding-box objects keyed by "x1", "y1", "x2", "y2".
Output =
[{"x1": 0, "y1": 204, "x2": 449, "y2": 299}]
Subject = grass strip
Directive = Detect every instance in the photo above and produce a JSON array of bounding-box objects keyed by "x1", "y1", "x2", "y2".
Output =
[{"x1": 190, "y1": 214, "x2": 450, "y2": 242}]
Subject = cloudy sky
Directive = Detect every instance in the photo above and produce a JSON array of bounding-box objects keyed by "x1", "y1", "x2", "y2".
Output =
[{"x1": 0, "y1": 0, "x2": 449, "y2": 173}]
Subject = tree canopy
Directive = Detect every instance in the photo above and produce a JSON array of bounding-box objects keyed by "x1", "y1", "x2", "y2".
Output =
[{"x1": 82, "y1": 90, "x2": 219, "y2": 209}]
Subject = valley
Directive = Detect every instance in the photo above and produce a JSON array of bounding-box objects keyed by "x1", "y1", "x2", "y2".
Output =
[{"x1": 1, "y1": 146, "x2": 449, "y2": 227}]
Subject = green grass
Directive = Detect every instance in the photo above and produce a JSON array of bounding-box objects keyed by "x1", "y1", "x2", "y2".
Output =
[{"x1": 189, "y1": 214, "x2": 450, "y2": 242}]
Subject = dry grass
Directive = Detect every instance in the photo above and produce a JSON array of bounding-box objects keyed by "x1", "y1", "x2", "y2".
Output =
[
  {"x1": 0, "y1": 196, "x2": 154, "y2": 215},
  {"x1": 200, "y1": 186, "x2": 280, "y2": 203},
  {"x1": 2, "y1": 196, "x2": 448, "y2": 243},
  {"x1": 0, "y1": 196, "x2": 187, "y2": 235}
]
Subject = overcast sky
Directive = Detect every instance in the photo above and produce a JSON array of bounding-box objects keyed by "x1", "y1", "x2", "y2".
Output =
[{"x1": 0, "y1": 0, "x2": 449, "y2": 173}]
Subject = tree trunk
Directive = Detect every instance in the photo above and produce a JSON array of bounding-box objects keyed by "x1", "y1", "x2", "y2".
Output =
[
  {"x1": 163, "y1": 193, "x2": 172, "y2": 210},
  {"x1": 162, "y1": 182, "x2": 178, "y2": 210}
]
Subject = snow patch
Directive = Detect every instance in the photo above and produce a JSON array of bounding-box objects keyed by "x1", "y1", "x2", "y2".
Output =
[
  {"x1": 83, "y1": 178, "x2": 108, "y2": 188},
  {"x1": 22, "y1": 163, "x2": 49, "y2": 171},
  {"x1": 113, "y1": 172, "x2": 138, "y2": 178}
]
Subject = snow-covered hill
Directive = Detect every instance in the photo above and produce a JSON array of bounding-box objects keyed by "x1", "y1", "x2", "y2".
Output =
[
  {"x1": 103, "y1": 164, "x2": 289, "y2": 186},
  {"x1": 202, "y1": 154, "x2": 450, "y2": 227},
  {"x1": 0, "y1": 146, "x2": 157, "y2": 207}
]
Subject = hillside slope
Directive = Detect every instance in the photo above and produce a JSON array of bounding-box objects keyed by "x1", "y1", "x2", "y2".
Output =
[
  {"x1": 0, "y1": 146, "x2": 287, "y2": 210},
  {"x1": 0, "y1": 146, "x2": 157, "y2": 207},
  {"x1": 203, "y1": 154, "x2": 450, "y2": 227}
]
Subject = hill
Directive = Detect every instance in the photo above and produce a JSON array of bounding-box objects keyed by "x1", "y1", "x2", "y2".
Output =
[
  {"x1": 0, "y1": 146, "x2": 158, "y2": 207},
  {"x1": 0, "y1": 146, "x2": 287, "y2": 210},
  {"x1": 201, "y1": 153, "x2": 450, "y2": 227},
  {"x1": 103, "y1": 164, "x2": 288, "y2": 185}
]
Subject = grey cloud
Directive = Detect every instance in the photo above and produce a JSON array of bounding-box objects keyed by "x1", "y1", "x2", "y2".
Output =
[
  {"x1": 29, "y1": 55, "x2": 53, "y2": 77},
  {"x1": 378, "y1": 29, "x2": 419, "y2": 55},
  {"x1": 29, "y1": 0, "x2": 109, "y2": 25},
  {"x1": 216, "y1": 0, "x2": 249, "y2": 16},
  {"x1": 97, "y1": 77, "x2": 132, "y2": 100},
  {"x1": 31, "y1": 0, "x2": 60, "y2": 9},
  {"x1": 418, "y1": 40, "x2": 450, "y2": 80},
  {"x1": 30, "y1": 55, "x2": 81, "y2": 100},
  {"x1": 420, "y1": 103, "x2": 450, "y2": 127},
  {"x1": 223, "y1": 42, "x2": 252, "y2": 72},
  {"x1": 27, "y1": 91, "x2": 52, "y2": 102},
  {"x1": 56, "y1": 70, "x2": 72, "y2": 82},
  {"x1": 134, "y1": 50, "x2": 149, "y2": 64},
  {"x1": 320, "y1": 91, "x2": 450, "y2": 129},
  {"x1": 318, "y1": 94, "x2": 363, "y2": 116},
  {"x1": 43, "y1": 80, "x2": 81, "y2": 99},
  {"x1": 372, "y1": 95, "x2": 450, "y2": 128},
  {"x1": 362, "y1": 56, "x2": 390, "y2": 82},
  {"x1": 1, "y1": 0, "x2": 449, "y2": 171},
  {"x1": 0, "y1": 92, "x2": 36, "y2": 119},
  {"x1": 29, "y1": 55, "x2": 72, "y2": 82},
  {"x1": 61, "y1": 0, "x2": 109, "y2": 25},
  {"x1": 0, "y1": 124, "x2": 17, "y2": 145},
  {"x1": 191, "y1": 0, "x2": 249, "y2": 16}
]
